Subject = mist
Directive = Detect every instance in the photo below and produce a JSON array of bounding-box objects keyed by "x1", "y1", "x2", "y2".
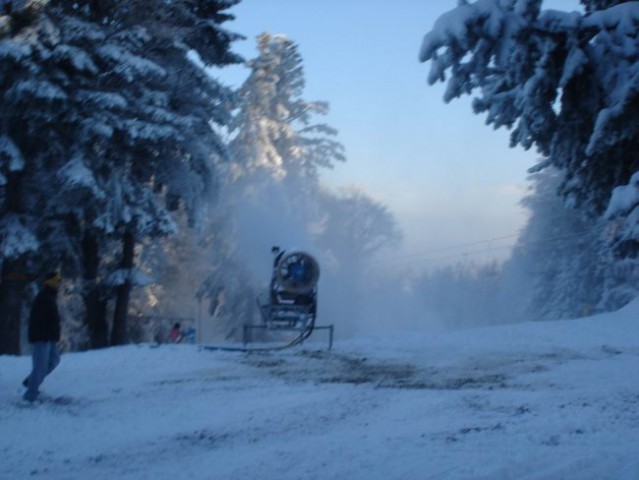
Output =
[
  {"x1": 143, "y1": 165, "x2": 610, "y2": 348},
  {"x1": 222, "y1": 178, "x2": 527, "y2": 342}
]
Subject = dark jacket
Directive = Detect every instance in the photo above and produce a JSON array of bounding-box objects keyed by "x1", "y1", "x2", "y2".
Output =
[{"x1": 28, "y1": 286, "x2": 61, "y2": 343}]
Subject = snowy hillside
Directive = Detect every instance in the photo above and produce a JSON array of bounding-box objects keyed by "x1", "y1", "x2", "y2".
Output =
[{"x1": 2, "y1": 304, "x2": 639, "y2": 480}]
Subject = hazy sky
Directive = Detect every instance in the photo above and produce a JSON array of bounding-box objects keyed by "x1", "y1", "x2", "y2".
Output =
[{"x1": 220, "y1": 0, "x2": 582, "y2": 269}]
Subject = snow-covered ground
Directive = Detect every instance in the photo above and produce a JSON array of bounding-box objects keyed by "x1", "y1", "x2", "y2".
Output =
[{"x1": 2, "y1": 302, "x2": 639, "y2": 480}]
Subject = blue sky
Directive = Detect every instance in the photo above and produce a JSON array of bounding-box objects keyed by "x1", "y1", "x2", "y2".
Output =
[{"x1": 220, "y1": 0, "x2": 582, "y2": 268}]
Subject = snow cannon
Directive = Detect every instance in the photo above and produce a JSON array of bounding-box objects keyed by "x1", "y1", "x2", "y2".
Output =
[
  {"x1": 247, "y1": 247, "x2": 334, "y2": 349},
  {"x1": 274, "y1": 251, "x2": 320, "y2": 295},
  {"x1": 255, "y1": 248, "x2": 320, "y2": 331}
]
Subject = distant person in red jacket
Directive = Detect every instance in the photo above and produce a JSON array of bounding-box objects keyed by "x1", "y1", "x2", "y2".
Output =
[
  {"x1": 23, "y1": 271, "x2": 62, "y2": 403},
  {"x1": 169, "y1": 322, "x2": 183, "y2": 343}
]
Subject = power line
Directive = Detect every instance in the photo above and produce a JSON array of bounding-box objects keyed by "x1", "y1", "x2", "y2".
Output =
[
  {"x1": 374, "y1": 233, "x2": 520, "y2": 263},
  {"x1": 374, "y1": 228, "x2": 596, "y2": 267}
]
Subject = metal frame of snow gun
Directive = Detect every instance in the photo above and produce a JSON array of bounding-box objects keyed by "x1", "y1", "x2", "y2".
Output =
[
  {"x1": 257, "y1": 292, "x2": 315, "y2": 328},
  {"x1": 242, "y1": 323, "x2": 334, "y2": 350},
  {"x1": 242, "y1": 293, "x2": 333, "y2": 350},
  {"x1": 201, "y1": 293, "x2": 333, "y2": 353}
]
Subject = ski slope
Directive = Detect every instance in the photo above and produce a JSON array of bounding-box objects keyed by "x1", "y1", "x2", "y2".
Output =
[{"x1": 2, "y1": 302, "x2": 639, "y2": 479}]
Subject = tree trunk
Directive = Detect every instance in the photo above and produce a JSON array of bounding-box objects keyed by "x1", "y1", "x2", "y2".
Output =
[
  {"x1": 111, "y1": 230, "x2": 135, "y2": 346},
  {"x1": 0, "y1": 172, "x2": 29, "y2": 355},
  {"x1": 0, "y1": 260, "x2": 29, "y2": 355},
  {"x1": 82, "y1": 232, "x2": 109, "y2": 349}
]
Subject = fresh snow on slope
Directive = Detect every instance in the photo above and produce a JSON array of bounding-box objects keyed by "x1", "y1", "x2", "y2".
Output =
[{"x1": 2, "y1": 303, "x2": 639, "y2": 480}]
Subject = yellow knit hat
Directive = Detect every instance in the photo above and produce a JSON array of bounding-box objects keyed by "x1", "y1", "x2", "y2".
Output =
[{"x1": 44, "y1": 272, "x2": 62, "y2": 288}]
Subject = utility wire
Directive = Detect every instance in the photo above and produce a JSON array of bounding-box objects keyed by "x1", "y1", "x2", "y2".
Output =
[
  {"x1": 374, "y1": 228, "x2": 597, "y2": 266},
  {"x1": 386, "y1": 234, "x2": 520, "y2": 260}
]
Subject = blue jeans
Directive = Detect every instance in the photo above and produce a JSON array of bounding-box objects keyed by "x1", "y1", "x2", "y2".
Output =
[{"x1": 24, "y1": 342, "x2": 60, "y2": 401}]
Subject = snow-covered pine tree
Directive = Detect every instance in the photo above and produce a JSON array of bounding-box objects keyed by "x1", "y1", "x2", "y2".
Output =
[
  {"x1": 419, "y1": 0, "x2": 639, "y2": 215},
  {"x1": 78, "y1": 0, "x2": 242, "y2": 346},
  {"x1": 0, "y1": 1, "x2": 74, "y2": 354},
  {"x1": 197, "y1": 32, "x2": 346, "y2": 339},
  {"x1": 597, "y1": 172, "x2": 639, "y2": 310},
  {"x1": 0, "y1": 0, "x2": 241, "y2": 352},
  {"x1": 230, "y1": 33, "x2": 345, "y2": 185},
  {"x1": 506, "y1": 167, "x2": 604, "y2": 320},
  {"x1": 581, "y1": 0, "x2": 627, "y2": 13}
]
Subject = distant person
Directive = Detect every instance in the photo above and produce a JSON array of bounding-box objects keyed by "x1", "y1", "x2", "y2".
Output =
[
  {"x1": 23, "y1": 271, "x2": 62, "y2": 403},
  {"x1": 169, "y1": 322, "x2": 182, "y2": 343}
]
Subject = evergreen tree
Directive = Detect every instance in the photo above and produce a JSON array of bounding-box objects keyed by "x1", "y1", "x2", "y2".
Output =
[
  {"x1": 230, "y1": 33, "x2": 345, "y2": 185},
  {"x1": 0, "y1": 0, "x2": 70, "y2": 354},
  {"x1": 507, "y1": 168, "x2": 603, "y2": 320},
  {"x1": 197, "y1": 32, "x2": 345, "y2": 339},
  {"x1": 0, "y1": 0, "x2": 241, "y2": 353},
  {"x1": 420, "y1": 0, "x2": 639, "y2": 215},
  {"x1": 598, "y1": 172, "x2": 639, "y2": 310}
]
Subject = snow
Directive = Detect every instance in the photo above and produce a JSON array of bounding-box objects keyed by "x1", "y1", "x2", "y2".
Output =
[
  {"x1": 537, "y1": 10, "x2": 581, "y2": 33},
  {"x1": 5, "y1": 79, "x2": 67, "y2": 103},
  {"x1": 58, "y1": 154, "x2": 105, "y2": 199},
  {"x1": 52, "y1": 45, "x2": 99, "y2": 75},
  {"x1": 59, "y1": 17, "x2": 107, "y2": 43},
  {"x1": 76, "y1": 91, "x2": 128, "y2": 111},
  {"x1": 2, "y1": 302, "x2": 639, "y2": 479},
  {"x1": 606, "y1": 173, "x2": 639, "y2": 215},
  {"x1": 121, "y1": 118, "x2": 179, "y2": 142},
  {"x1": 604, "y1": 172, "x2": 639, "y2": 241},
  {"x1": 0, "y1": 214, "x2": 39, "y2": 258},
  {"x1": 96, "y1": 45, "x2": 167, "y2": 82},
  {"x1": 186, "y1": 49, "x2": 207, "y2": 70},
  {"x1": 0, "y1": 39, "x2": 32, "y2": 63},
  {"x1": 419, "y1": 0, "x2": 506, "y2": 63},
  {"x1": 0, "y1": 134, "x2": 25, "y2": 172},
  {"x1": 104, "y1": 268, "x2": 154, "y2": 287},
  {"x1": 583, "y1": 3, "x2": 639, "y2": 34}
]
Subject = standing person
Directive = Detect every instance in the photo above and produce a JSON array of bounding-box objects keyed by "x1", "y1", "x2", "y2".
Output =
[
  {"x1": 169, "y1": 322, "x2": 182, "y2": 343},
  {"x1": 23, "y1": 271, "x2": 62, "y2": 403}
]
